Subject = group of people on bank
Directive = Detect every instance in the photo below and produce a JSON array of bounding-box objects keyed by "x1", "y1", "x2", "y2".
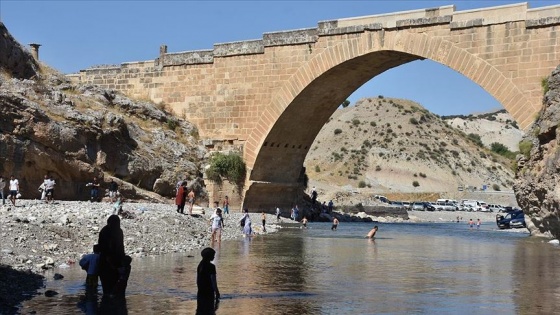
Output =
[
  {"x1": 0, "y1": 174, "x2": 20, "y2": 206},
  {"x1": 0, "y1": 173, "x2": 123, "y2": 205}
]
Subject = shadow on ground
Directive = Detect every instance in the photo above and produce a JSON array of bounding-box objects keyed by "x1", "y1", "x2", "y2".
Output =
[{"x1": 0, "y1": 264, "x2": 44, "y2": 314}]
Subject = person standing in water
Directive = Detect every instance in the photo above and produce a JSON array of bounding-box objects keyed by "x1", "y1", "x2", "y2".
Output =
[
  {"x1": 331, "y1": 217, "x2": 339, "y2": 231},
  {"x1": 196, "y1": 247, "x2": 220, "y2": 315},
  {"x1": 261, "y1": 212, "x2": 266, "y2": 232},
  {"x1": 366, "y1": 226, "x2": 378, "y2": 238},
  {"x1": 301, "y1": 216, "x2": 308, "y2": 229}
]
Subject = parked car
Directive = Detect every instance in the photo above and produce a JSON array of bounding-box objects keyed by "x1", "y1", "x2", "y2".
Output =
[
  {"x1": 391, "y1": 201, "x2": 404, "y2": 208},
  {"x1": 411, "y1": 202, "x2": 425, "y2": 211},
  {"x1": 488, "y1": 204, "x2": 505, "y2": 212},
  {"x1": 509, "y1": 213, "x2": 527, "y2": 228},
  {"x1": 496, "y1": 210, "x2": 525, "y2": 229},
  {"x1": 435, "y1": 201, "x2": 457, "y2": 211},
  {"x1": 423, "y1": 202, "x2": 436, "y2": 211}
]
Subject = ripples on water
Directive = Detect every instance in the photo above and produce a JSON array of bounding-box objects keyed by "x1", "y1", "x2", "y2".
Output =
[{"x1": 19, "y1": 222, "x2": 560, "y2": 314}]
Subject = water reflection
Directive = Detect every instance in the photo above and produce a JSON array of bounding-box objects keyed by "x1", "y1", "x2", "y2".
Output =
[
  {"x1": 513, "y1": 238, "x2": 560, "y2": 314},
  {"x1": 19, "y1": 222, "x2": 560, "y2": 315}
]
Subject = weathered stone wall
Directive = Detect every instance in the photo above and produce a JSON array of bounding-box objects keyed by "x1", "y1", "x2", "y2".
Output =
[
  {"x1": 514, "y1": 65, "x2": 560, "y2": 239},
  {"x1": 205, "y1": 179, "x2": 243, "y2": 212}
]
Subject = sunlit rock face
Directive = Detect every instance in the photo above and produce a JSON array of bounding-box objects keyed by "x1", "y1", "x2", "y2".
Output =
[
  {"x1": 0, "y1": 22, "x2": 206, "y2": 201},
  {"x1": 514, "y1": 65, "x2": 560, "y2": 239}
]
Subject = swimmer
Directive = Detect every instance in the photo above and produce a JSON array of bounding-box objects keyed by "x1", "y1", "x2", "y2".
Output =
[{"x1": 366, "y1": 225, "x2": 378, "y2": 238}]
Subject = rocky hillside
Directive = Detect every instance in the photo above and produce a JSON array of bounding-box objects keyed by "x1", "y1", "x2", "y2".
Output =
[
  {"x1": 304, "y1": 97, "x2": 521, "y2": 204},
  {"x1": 0, "y1": 22, "x2": 207, "y2": 201},
  {"x1": 443, "y1": 110, "x2": 524, "y2": 151},
  {"x1": 514, "y1": 65, "x2": 560, "y2": 239}
]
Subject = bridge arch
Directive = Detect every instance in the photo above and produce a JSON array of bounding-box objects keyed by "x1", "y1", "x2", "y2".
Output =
[{"x1": 243, "y1": 32, "x2": 534, "y2": 210}]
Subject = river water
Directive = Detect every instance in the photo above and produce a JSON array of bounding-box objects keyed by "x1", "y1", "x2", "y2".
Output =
[{"x1": 19, "y1": 221, "x2": 560, "y2": 314}]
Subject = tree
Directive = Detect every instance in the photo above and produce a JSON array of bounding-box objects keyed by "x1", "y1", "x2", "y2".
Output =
[{"x1": 341, "y1": 100, "x2": 350, "y2": 108}]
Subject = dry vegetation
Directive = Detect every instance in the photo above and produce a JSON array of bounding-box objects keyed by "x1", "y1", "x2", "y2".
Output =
[{"x1": 304, "y1": 97, "x2": 523, "y2": 202}]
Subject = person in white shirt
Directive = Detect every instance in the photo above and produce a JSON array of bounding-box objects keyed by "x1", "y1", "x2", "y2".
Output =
[
  {"x1": 209, "y1": 208, "x2": 224, "y2": 243},
  {"x1": 276, "y1": 207, "x2": 281, "y2": 222},
  {"x1": 45, "y1": 176, "x2": 56, "y2": 203},
  {"x1": 8, "y1": 175, "x2": 19, "y2": 206}
]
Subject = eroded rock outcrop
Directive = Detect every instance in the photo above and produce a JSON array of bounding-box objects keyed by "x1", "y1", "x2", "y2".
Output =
[
  {"x1": 0, "y1": 23, "x2": 207, "y2": 201},
  {"x1": 0, "y1": 22, "x2": 39, "y2": 80},
  {"x1": 514, "y1": 65, "x2": 560, "y2": 238}
]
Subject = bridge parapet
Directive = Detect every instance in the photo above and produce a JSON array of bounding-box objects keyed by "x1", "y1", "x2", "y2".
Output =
[{"x1": 70, "y1": 2, "x2": 560, "y2": 75}]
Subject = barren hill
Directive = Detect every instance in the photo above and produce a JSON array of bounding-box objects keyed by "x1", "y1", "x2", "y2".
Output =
[{"x1": 304, "y1": 97, "x2": 523, "y2": 205}]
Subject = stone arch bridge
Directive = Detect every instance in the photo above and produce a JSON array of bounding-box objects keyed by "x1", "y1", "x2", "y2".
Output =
[{"x1": 70, "y1": 3, "x2": 560, "y2": 211}]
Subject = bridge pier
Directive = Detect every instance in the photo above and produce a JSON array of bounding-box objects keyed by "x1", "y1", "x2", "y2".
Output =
[{"x1": 242, "y1": 180, "x2": 305, "y2": 213}]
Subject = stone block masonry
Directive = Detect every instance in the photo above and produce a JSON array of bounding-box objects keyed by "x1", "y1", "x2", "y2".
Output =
[{"x1": 70, "y1": 2, "x2": 560, "y2": 211}]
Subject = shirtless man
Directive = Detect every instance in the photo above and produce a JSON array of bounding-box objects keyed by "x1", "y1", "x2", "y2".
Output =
[
  {"x1": 331, "y1": 217, "x2": 339, "y2": 231},
  {"x1": 187, "y1": 189, "x2": 195, "y2": 215},
  {"x1": 366, "y1": 226, "x2": 378, "y2": 238}
]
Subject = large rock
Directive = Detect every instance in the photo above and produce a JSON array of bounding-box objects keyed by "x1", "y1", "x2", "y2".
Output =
[
  {"x1": 514, "y1": 65, "x2": 560, "y2": 238},
  {"x1": 0, "y1": 23, "x2": 208, "y2": 201},
  {"x1": 0, "y1": 22, "x2": 39, "y2": 80}
]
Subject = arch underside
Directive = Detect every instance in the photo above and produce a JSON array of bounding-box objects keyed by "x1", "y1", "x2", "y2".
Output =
[{"x1": 243, "y1": 51, "x2": 420, "y2": 210}]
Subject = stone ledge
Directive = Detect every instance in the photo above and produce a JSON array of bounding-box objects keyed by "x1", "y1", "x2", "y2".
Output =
[
  {"x1": 396, "y1": 15, "x2": 452, "y2": 28},
  {"x1": 318, "y1": 21, "x2": 382, "y2": 36},
  {"x1": 160, "y1": 50, "x2": 214, "y2": 66},
  {"x1": 214, "y1": 39, "x2": 264, "y2": 57},
  {"x1": 450, "y1": 18, "x2": 484, "y2": 30},
  {"x1": 526, "y1": 16, "x2": 560, "y2": 28},
  {"x1": 263, "y1": 28, "x2": 318, "y2": 47}
]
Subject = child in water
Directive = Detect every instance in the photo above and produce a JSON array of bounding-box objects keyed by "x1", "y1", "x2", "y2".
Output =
[
  {"x1": 301, "y1": 217, "x2": 308, "y2": 229},
  {"x1": 79, "y1": 244, "x2": 100, "y2": 291}
]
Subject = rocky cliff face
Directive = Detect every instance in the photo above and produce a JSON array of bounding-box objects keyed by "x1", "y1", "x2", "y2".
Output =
[
  {"x1": 0, "y1": 22, "x2": 39, "y2": 79},
  {"x1": 514, "y1": 65, "x2": 560, "y2": 239},
  {"x1": 0, "y1": 22, "x2": 207, "y2": 201}
]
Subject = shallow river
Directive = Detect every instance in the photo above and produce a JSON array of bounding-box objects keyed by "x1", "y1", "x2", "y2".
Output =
[{"x1": 19, "y1": 221, "x2": 560, "y2": 314}]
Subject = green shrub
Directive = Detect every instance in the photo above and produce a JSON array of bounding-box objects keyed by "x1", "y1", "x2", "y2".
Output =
[
  {"x1": 412, "y1": 181, "x2": 420, "y2": 187},
  {"x1": 205, "y1": 153, "x2": 246, "y2": 184},
  {"x1": 315, "y1": 165, "x2": 321, "y2": 172},
  {"x1": 334, "y1": 128, "x2": 342, "y2": 135},
  {"x1": 490, "y1": 142, "x2": 516, "y2": 159},
  {"x1": 370, "y1": 121, "x2": 377, "y2": 127},
  {"x1": 492, "y1": 184, "x2": 501, "y2": 191},
  {"x1": 467, "y1": 133, "x2": 484, "y2": 147},
  {"x1": 358, "y1": 181, "x2": 366, "y2": 188},
  {"x1": 519, "y1": 140, "x2": 532, "y2": 158},
  {"x1": 341, "y1": 100, "x2": 350, "y2": 108},
  {"x1": 542, "y1": 77, "x2": 549, "y2": 95},
  {"x1": 352, "y1": 119, "x2": 361, "y2": 126},
  {"x1": 409, "y1": 117, "x2": 418, "y2": 125},
  {"x1": 166, "y1": 119, "x2": 178, "y2": 131}
]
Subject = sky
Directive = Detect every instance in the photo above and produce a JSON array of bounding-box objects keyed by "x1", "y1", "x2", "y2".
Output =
[{"x1": 0, "y1": 0, "x2": 556, "y2": 115}]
